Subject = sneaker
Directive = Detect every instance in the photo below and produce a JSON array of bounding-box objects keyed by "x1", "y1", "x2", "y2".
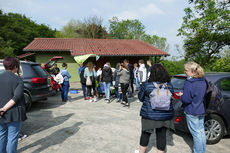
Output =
[
  {"x1": 89, "y1": 98, "x2": 94, "y2": 103},
  {"x1": 116, "y1": 99, "x2": 120, "y2": 102},
  {"x1": 85, "y1": 97, "x2": 90, "y2": 100},
  {"x1": 106, "y1": 99, "x2": 110, "y2": 103},
  {"x1": 94, "y1": 98, "x2": 97, "y2": 102},
  {"x1": 135, "y1": 150, "x2": 139, "y2": 153}
]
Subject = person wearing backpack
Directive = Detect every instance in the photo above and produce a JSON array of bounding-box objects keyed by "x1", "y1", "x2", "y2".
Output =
[
  {"x1": 101, "y1": 62, "x2": 113, "y2": 103},
  {"x1": 136, "y1": 63, "x2": 174, "y2": 153},
  {"x1": 84, "y1": 61, "x2": 97, "y2": 102},
  {"x1": 177, "y1": 62, "x2": 207, "y2": 153},
  {"x1": 79, "y1": 63, "x2": 87, "y2": 100}
]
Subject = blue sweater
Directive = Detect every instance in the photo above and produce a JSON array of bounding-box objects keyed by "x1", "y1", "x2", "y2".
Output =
[
  {"x1": 180, "y1": 77, "x2": 207, "y2": 116},
  {"x1": 138, "y1": 81, "x2": 174, "y2": 121}
]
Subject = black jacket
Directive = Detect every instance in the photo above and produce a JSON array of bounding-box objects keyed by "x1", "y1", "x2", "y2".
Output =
[
  {"x1": 0, "y1": 71, "x2": 27, "y2": 123},
  {"x1": 101, "y1": 66, "x2": 113, "y2": 82}
]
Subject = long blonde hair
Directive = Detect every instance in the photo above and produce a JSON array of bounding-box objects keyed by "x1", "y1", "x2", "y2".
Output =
[
  {"x1": 87, "y1": 61, "x2": 94, "y2": 72},
  {"x1": 184, "y1": 62, "x2": 204, "y2": 78}
]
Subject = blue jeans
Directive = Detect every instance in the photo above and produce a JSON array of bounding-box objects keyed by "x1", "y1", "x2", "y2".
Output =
[
  {"x1": 115, "y1": 87, "x2": 122, "y2": 100},
  {"x1": 185, "y1": 113, "x2": 206, "y2": 153},
  {"x1": 81, "y1": 83, "x2": 86, "y2": 98},
  {"x1": 134, "y1": 78, "x2": 139, "y2": 90},
  {"x1": 104, "y1": 82, "x2": 111, "y2": 100},
  {"x1": 0, "y1": 121, "x2": 21, "y2": 153},
  {"x1": 61, "y1": 81, "x2": 69, "y2": 102}
]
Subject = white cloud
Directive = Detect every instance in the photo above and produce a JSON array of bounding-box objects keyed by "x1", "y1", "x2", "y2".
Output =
[
  {"x1": 158, "y1": 0, "x2": 176, "y2": 3},
  {"x1": 113, "y1": 3, "x2": 164, "y2": 20}
]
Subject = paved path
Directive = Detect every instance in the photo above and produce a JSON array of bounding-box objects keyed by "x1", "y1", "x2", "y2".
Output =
[{"x1": 18, "y1": 83, "x2": 230, "y2": 153}]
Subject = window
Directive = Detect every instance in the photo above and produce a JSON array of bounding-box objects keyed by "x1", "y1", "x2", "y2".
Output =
[{"x1": 220, "y1": 78, "x2": 230, "y2": 91}]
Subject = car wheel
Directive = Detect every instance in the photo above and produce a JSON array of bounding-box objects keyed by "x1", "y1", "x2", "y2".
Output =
[
  {"x1": 24, "y1": 92, "x2": 32, "y2": 111},
  {"x1": 204, "y1": 114, "x2": 225, "y2": 144}
]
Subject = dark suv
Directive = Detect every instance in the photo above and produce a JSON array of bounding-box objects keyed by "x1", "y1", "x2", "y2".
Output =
[
  {"x1": 171, "y1": 72, "x2": 230, "y2": 144},
  {"x1": 0, "y1": 60, "x2": 53, "y2": 111}
]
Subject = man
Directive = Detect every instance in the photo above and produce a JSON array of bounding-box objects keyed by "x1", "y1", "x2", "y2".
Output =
[
  {"x1": 138, "y1": 59, "x2": 147, "y2": 87},
  {"x1": 52, "y1": 63, "x2": 60, "y2": 76}
]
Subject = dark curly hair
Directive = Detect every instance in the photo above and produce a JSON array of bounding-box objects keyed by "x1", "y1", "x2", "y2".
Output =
[{"x1": 148, "y1": 63, "x2": 170, "y2": 83}]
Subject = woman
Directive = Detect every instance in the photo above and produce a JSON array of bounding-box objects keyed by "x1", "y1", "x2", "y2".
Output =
[
  {"x1": 117, "y1": 62, "x2": 130, "y2": 107},
  {"x1": 177, "y1": 62, "x2": 207, "y2": 153},
  {"x1": 101, "y1": 62, "x2": 113, "y2": 103},
  {"x1": 136, "y1": 64, "x2": 174, "y2": 153},
  {"x1": 61, "y1": 63, "x2": 71, "y2": 102},
  {"x1": 84, "y1": 61, "x2": 97, "y2": 102},
  {"x1": 113, "y1": 63, "x2": 122, "y2": 102},
  {"x1": 0, "y1": 57, "x2": 27, "y2": 153}
]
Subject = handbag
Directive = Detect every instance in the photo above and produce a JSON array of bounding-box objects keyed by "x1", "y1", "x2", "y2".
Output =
[{"x1": 86, "y1": 76, "x2": 92, "y2": 86}]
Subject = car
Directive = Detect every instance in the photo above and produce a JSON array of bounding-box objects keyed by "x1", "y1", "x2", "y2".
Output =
[
  {"x1": 0, "y1": 60, "x2": 53, "y2": 111},
  {"x1": 171, "y1": 72, "x2": 230, "y2": 144}
]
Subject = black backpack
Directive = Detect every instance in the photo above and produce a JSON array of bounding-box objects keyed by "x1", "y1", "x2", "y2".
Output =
[
  {"x1": 204, "y1": 79, "x2": 224, "y2": 112},
  {"x1": 80, "y1": 68, "x2": 86, "y2": 84}
]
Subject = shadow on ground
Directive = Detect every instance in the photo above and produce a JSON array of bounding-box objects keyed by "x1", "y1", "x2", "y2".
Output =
[
  {"x1": 21, "y1": 112, "x2": 74, "y2": 135},
  {"x1": 19, "y1": 122, "x2": 83, "y2": 153}
]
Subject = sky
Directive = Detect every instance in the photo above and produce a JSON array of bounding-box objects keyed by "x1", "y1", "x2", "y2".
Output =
[{"x1": 0, "y1": 0, "x2": 189, "y2": 57}]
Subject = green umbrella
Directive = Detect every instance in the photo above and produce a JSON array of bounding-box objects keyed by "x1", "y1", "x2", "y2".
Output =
[{"x1": 74, "y1": 54, "x2": 100, "y2": 64}]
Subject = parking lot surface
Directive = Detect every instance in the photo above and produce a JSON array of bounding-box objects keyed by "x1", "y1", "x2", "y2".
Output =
[{"x1": 18, "y1": 83, "x2": 230, "y2": 153}]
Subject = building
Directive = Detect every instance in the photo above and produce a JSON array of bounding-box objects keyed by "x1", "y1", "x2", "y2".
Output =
[{"x1": 23, "y1": 38, "x2": 169, "y2": 82}]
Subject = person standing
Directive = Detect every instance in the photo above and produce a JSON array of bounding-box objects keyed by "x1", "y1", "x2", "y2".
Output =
[
  {"x1": 124, "y1": 59, "x2": 134, "y2": 97},
  {"x1": 78, "y1": 63, "x2": 87, "y2": 100},
  {"x1": 113, "y1": 63, "x2": 122, "y2": 102},
  {"x1": 61, "y1": 63, "x2": 71, "y2": 102},
  {"x1": 177, "y1": 62, "x2": 207, "y2": 153},
  {"x1": 101, "y1": 62, "x2": 113, "y2": 103},
  {"x1": 138, "y1": 59, "x2": 147, "y2": 87},
  {"x1": 136, "y1": 63, "x2": 174, "y2": 153},
  {"x1": 84, "y1": 61, "x2": 97, "y2": 102},
  {"x1": 133, "y1": 63, "x2": 139, "y2": 91},
  {"x1": 146, "y1": 59, "x2": 152, "y2": 80},
  {"x1": 117, "y1": 62, "x2": 130, "y2": 107},
  {"x1": 0, "y1": 57, "x2": 27, "y2": 153},
  {"x1": 52, "y1": 63, "x2": 60, "y2": 76}
]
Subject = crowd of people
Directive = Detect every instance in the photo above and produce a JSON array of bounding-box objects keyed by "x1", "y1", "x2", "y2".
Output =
[{"x1": 0, "y1": 56, "x2": 207, "y2": 153}]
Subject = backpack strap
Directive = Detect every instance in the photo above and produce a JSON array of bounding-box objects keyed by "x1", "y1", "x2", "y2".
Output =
[{"x1": 153, "y1": 82, "x2": 169, "y2": 96}]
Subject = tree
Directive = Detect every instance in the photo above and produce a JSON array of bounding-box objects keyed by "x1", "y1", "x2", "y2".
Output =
[
  {"x1": 109, "y1": 17, "x2": 145, "y2": 39},
  {"x1": 210, "y1": 48, "x2": 230, "y2": 72},
  {"x1": 56, "y1": 16, "x2": 108, "y2": 39},
  {"x1": 178, "y1": 0, "x2": 230, "y2": 67},
  {"x1": 0, "y1": 10, "x2": 56, "y2": 56}
]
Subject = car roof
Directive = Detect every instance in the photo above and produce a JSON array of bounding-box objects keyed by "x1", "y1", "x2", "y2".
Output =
[{"x1": 173, "y1": 72, "x2": 230, "y2": 83}]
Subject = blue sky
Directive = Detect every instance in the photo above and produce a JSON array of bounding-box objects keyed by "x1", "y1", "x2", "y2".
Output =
[{"x1": 0, "y1": 0, "x2": 189, "y2": 57}]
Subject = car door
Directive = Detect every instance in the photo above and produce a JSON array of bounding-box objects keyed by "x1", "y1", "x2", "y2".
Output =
[{"x1": 217, "y1": 77, "x2": 230, "y2": 130}]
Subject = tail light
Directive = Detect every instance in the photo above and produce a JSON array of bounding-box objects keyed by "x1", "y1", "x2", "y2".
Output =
[
  {"x1": 173, "y1": 92, "x2": 180, "y2": 99},
  {"x1": 175, "y1": 116, "x2": 182, "y2": 123},
  {"x1": 31, "y1": 78, "x2": 47, "y2": 84}
]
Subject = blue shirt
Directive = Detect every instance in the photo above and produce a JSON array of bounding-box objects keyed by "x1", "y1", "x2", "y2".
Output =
[
  {"x1": 61, "y1": 69, "x2": 71, "y2": 81},
  {"x1": 180, "y1": 77, "x2": 207, "y2": 116},
  {"x1": 78, "y1": 66, "x2": 85, "y2": 77}
]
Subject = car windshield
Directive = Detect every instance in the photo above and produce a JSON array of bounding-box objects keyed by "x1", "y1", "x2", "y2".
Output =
[{"x1": 171, "y1": 77, "x2": 186, "y2": 90}]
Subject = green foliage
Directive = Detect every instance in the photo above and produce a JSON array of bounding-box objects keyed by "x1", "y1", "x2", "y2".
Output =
[
  {"x1": 210, "y1": 49, "x2": 230, "y2": 72},
  {"x1": 0, "y1": 10, "x2": 56, "y2": 57},
  {"x1": 0, "y1": 37, "x2": 14, "y2": 58},
  {"x1": 109, "y1": 17, "x2": 145, "y2": 39},
  {"x1": 161, "y1": 59, "x2": 186, "y2": 77},
  {"x1": 178, "y1": 0, "x2": 230, "y2": 67},
  {"x1": 56, "y1": 16, "x2": 107, "y2": 39}
]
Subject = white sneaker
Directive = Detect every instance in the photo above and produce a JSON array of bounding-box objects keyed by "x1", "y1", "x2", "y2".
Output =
[
  {"x1": 94, "y1": 98, "x2": 97, "y2": 102},
  {"x1": 89, "y1": 99, "x2": 94, "y2": 103},
  {"x1": 135, "y1": 150, "x2": 139, "y2": 153}
]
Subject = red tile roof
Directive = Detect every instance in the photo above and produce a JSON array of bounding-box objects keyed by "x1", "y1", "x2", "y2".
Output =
[{"x1": 23, "y1": 38, "x2": 169, "y2": 56}]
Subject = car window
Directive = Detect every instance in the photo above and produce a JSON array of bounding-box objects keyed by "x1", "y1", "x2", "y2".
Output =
[
  {"x1": 171, "y1": 77, "x2": 186, "y2": 90},
  {"x1": 220, "y1": 78, "x2": 230, "y2": 91},
  {"x1": 32, "y1": 65, "x2": 48, "y2": 77}
]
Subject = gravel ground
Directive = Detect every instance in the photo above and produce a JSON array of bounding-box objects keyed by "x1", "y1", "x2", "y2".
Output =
[{"x1": 18, "y1": 83, "x2": 230, "y2": 153}]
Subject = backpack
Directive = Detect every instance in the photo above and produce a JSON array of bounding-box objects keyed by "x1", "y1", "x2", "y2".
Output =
[
  {"x1": 149, "y1": 82, "x2": 172, "y2": 110},
  {"x1": 204, "y1": 79, "x2": 224, "y2": 111},
  {"x1": 80, "y1": 68, "x2": 86, "y2": 84}
]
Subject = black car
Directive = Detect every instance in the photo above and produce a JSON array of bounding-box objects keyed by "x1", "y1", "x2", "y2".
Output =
[
  {"x1": 0, "y1": 60, "x2": 53, "y2": 111},
  {"x1": 171, "y1": 72, "x2": 230, "y2": 144}
]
